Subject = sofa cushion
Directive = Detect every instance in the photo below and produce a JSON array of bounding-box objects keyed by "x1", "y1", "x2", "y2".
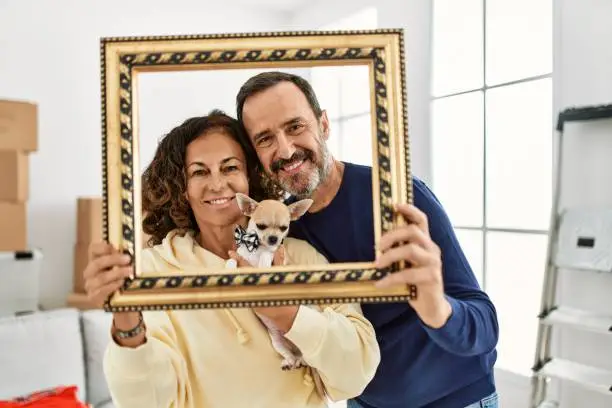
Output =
[
  {"x1": 81, "y1": 310, "x2": 113, "y2": 407},
  {"x1": 0, "y1": 309, "x2": 86, "y2": 402},
  {"x1": 95, "y1": 400, "x2": 115, "y2": 408}
]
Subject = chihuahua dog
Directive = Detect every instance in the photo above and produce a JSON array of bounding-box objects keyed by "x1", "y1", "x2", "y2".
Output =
[
  {"x1": 225, "y1": 193, "x2": 327, "y2": 400},
  {"x1": 225, "y1": 192, "x2": 313, "y2": 271}
]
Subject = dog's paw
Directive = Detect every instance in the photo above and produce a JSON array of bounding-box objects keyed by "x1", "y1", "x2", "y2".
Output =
[
  {"x1": 294, "y1": 357, "x2": 306, "y2": 369},
  {"x1": 281, "y1": 357, "x2": 306, "y2": 371}
]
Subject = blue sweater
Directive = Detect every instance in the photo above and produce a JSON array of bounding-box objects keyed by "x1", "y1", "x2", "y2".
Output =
[{"x1": 288, "y1": 162, "x2": 499, "y2": 408}]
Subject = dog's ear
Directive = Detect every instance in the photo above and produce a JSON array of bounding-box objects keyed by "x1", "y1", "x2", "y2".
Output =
[
  {"x1": 287, "y1": 199, "x2": 313, "y2": 221},
  {"x1": 235, "y1": 193, "x2": 259, "y2": 216}
]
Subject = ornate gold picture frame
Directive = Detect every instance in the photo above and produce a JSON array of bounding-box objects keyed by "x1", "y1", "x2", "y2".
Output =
[{"x1": 101, "y1": 29, "x2": 414, "y2": 312}]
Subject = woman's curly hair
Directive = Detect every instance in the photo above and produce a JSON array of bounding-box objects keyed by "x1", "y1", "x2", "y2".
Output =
[{"x1": 141, "y1": 110, "x2": 282, "y2": 247}]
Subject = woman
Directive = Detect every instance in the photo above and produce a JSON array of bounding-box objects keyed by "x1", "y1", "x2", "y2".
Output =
[{"x1": 83, "y1": 110, "x2": 380, "y2": 408}]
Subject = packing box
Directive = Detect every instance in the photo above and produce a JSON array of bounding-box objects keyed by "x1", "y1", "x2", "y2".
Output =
[
  {"x1": 76, "y1": 197, "x2": 102, "y2": 244},
  {"x1": 0, "y1": 100, "x2": 37, "y2": 152},
  {"x1": 0, "y1": 151, "x2": 28, "y2": 202},
  {"x1": 73, "y1": 242, "x2": 89, "y2": 293},
  {"x1": 74, "y1": 197, "x2": 102, "y2": 293},
  {"x1": 0, "y1": 203, "x2": 27, "y2": 252}
]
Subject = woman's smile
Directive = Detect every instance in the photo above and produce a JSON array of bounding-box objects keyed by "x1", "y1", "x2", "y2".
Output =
[{"x1": 203, "y1": 195, "x2": 236, "y2": 208}]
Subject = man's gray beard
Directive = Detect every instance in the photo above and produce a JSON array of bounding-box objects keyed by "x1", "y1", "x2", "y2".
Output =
[{"x1": 280, "y1": 139, "x2": 333, "y2": 199}]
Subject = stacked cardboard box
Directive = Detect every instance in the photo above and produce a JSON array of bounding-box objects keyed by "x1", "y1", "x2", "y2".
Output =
[
  {"x1": 67, "y1": 197, "x2": 102, "y2": 309},
  {"x1": 0, "y1": 100, "x2": 41, "y2": 315},
  {"x1": 0, "y1": 100, "x2": 37, "y2": 252}
]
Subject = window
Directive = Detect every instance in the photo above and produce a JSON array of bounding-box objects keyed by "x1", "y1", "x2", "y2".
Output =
[
  {"x1": 431, "y1": 0, "x2": 553, "y2": 376},
  {"x1": 310, "y1": 7, "x2": 378, "y2": 166}
]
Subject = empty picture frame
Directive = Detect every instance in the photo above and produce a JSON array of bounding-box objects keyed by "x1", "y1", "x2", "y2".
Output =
[{"x1": 100, "y1": 29, "x2": 415, "y2": 312}]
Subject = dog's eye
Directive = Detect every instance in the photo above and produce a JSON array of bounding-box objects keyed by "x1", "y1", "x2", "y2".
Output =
[
  {"x1": 256, "y1": 223, "x2": 267, "y2": 230},
  {"x1": 279, "y1": 226, "x2": 288, "y2": 232}
]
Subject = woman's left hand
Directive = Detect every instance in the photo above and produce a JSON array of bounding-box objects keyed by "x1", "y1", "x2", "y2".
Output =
[{"x1": 228, "y1": 245, "x2": 299, "y2": 333}]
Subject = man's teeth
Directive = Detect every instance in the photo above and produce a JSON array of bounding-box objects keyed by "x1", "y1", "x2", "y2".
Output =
[
  {"x1": 283, "y1": 160, "x2": 303, "y2": 171},
  {"x1": 209, "y1": 198, "x2": 231, "y2": 205}
]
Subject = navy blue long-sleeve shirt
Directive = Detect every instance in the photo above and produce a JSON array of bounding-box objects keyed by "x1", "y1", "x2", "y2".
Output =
[{"x1": 288, "y1": 162, "x2": 499, "y2": 408}]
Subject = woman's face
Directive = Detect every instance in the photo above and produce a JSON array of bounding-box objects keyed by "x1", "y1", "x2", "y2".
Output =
[{"x1": 184, "y1": 129, "x2": 249, "y2": 228}]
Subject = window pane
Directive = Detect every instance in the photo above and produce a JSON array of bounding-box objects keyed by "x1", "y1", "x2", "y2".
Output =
[
  {"x1": 486, "y1": 231, "x2": 548, "y2": 376},
  {"x1": 432, "y1": 0, "x2": 483, "y2": 96},
  {"x1": 328, "y1": 120, "x2": 342, "y2": 159},
  {"x1": 454, "y1": 229, "x2": 484, "y2": 287},
  {"x1": 310, "y1": 67, "x2": 342, "y2": 120},
  {"x1": 485, "y1": 78, "x2": 553, "y2": 230},
  {"x1": 338, "y1": 114, "x2": 373, "y2": 166},
  {"x1": 340, "y1": 65, "x2": 371, "y2": 117},
  {"x1": 432, "y1": 91, "x2": 484, "y2": 227},
  {"x1": 486, "y1": 0, "x2": 553, "y2": 85}
]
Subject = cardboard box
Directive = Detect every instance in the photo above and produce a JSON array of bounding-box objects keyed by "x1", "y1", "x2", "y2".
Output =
[
  {"x1": 66, "y1": 292, "x2": 100, "y2": 310},
  {"x1": 0, "y1": 202, "x2": 27, "y2": 251},
  {"x1": 73, "y1": 242, "x2": 89, "y2": 293},
  {"x1": 76, "y1": 197, "x2": 102, "y2": 243},
  {"x1": 0, "y1": 100, "x2": 37, "y2": 152},
  {"x1": 0, "y1": 150, "x2": 28, "y2": 202}
]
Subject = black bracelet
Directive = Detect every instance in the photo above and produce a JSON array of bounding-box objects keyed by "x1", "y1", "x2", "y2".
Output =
[{"x1": 113, "y1": 313, "x2": 145, "y2": 339}]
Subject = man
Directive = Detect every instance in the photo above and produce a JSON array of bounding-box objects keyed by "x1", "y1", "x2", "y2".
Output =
[{"x1": 235, "y1": 71, "x2": 500, "y2": 408}]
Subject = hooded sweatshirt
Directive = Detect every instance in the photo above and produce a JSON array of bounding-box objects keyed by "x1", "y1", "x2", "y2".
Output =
[{"x1": 103, "y1": 230, "x2": 381, "y2": 408}]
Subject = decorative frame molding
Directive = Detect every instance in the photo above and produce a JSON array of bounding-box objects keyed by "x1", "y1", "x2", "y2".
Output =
[{"x1": 101, "y1": 29, "x2": 414, "y2": 312}]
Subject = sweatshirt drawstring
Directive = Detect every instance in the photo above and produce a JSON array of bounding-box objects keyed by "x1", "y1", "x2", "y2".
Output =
[
  {"x1": 303, "y1": 372, "x2": 313, "y2": 387},
  {"x1": 224, "y1": 310, "x2": 250, "y2": 344}
]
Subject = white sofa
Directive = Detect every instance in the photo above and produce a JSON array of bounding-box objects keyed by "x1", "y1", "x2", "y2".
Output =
[{"x1": 0, "y1": 308, "x2": 114, "y2": 407}]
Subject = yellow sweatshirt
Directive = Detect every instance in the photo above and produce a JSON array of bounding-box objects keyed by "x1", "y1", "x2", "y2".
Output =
[{"x1": 103, "y1": 230, "x2": 380, "y2": 408}]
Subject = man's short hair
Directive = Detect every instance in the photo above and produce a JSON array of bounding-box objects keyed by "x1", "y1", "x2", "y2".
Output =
[{"x1": 236, "y1": 71, "x2": 323, "y2": 124}]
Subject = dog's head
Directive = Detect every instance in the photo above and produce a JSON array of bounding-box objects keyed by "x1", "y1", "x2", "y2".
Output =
[{"x1": 235, "y1": 193, "x2": 313, "y2": 251}]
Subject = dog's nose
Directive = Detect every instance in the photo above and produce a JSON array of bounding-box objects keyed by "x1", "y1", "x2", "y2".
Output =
[{"x1": 268, "y1": 236, "x2": 278, "y2": 245}]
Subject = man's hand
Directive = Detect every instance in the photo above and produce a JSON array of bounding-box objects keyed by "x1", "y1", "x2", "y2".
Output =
[
  {"x1": 228, "y1": 246, "x2": 300, "y2": 333},
  {"x1": 374, "y1": 203, "x2": 452, "y2": 329}
]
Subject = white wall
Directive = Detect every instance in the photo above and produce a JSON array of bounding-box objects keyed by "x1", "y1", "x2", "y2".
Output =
[{"x1": 0, "y1": 0, "x2": 287, "y2": 308}]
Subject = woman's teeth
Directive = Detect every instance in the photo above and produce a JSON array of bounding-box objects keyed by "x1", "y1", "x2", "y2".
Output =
[{"x1": 208, "y1": 198, "x2": 231, "y2": 205}]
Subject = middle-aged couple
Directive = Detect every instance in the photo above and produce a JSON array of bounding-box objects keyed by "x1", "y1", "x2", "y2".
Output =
[{"x1": 83, "y1": 71, "x2": 500, "y2": 408}]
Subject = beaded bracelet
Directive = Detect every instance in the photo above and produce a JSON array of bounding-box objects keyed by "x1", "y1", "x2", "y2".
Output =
[{"x1": 112, "y1": 313, "x2": 145, "y2": 339}]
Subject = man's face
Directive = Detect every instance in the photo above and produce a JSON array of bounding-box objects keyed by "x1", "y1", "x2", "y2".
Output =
[{"x1": 241, "y1": 82, "x2": 332, "y2": 198}]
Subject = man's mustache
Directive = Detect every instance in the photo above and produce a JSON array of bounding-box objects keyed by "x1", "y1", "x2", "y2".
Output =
[{"x1": 271, "y1": 149, "x2": 313, "y2": 173}]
